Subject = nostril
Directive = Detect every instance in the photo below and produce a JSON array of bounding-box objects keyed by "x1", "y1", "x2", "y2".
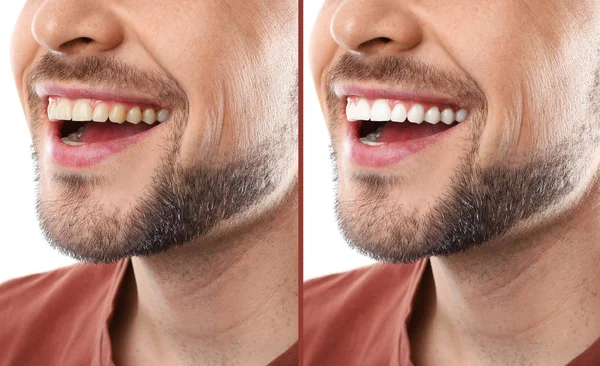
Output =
[
  {"x1": 60, "y1": 37, "x2": 95, "y2": 52},
  {"x1": 358, "y1": 37, "x2": 394, "y2": 52}
]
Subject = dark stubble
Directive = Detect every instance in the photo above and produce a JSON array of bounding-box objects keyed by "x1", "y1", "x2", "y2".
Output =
[
  {"x1": 28, "y1": 54, "x2": 296, "y2": 263},
  {"x1": 327, "y1": 54, "x2": 597, "y2": 264}
]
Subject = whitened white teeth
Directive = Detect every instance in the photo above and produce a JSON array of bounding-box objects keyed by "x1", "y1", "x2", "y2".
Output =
[
  {"x1": 424, "y1": 106, "x2": 440, "y2": 124},
  {"x1": 456, "y1": 109, "x2": 468, "y2": 122},
  {"x1": 346, "y1": 98, "x2": 469, "y2": 125},
  {"x1": 441, "y1": 108, "x2": 455, "y2": 125},
  {"x1": 359, "y1": 126, "x2": 387, "y2": 146},
  {"x1": 47, "y1": 97, "x2": 170, "y2": 125},
  {"x1": 370, "y1": 100, "x2": 391, "y2": 121},
  {"x1": 391, "y1": 104, "x2": 407, "y2": 122},
  {"x1": 407, "y1": 104, "x2": 425, "y2": 124}
]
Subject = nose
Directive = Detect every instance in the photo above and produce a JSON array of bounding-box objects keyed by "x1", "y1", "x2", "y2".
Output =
[
  {"x1": 330, "y1": 0, "x2": 423, "y2": 55},
  {"x1": 31, "y1": 0, "x2": 124, "y2": 55}
]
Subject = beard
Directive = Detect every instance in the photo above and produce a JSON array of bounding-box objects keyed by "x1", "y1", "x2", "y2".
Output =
[
  {"x1": 333, "y1": 139, "x2": 585, "y2": 264},
  {"x1": 30, "y1": 55, "x2": 297, "y2": 264},
  {"x1": 329, "y1": 54, "x2": 599, "y2": 264}
]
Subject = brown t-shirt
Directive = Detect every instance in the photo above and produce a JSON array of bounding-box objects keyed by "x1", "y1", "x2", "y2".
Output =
[
  {"x1": 0, "y1": 260, "x2": 297, "y2": 366},
  {"x1": 303, "y1": 260, "x2": 600, "y2": 365}
]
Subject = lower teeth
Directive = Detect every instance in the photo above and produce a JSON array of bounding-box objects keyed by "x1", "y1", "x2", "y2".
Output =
[
  {"x1": 61, "y1": 125, "x2": 87, "y2": 146},
  {"x1": 61, "y1": 137, "x2": 87, "y2": 146},
  {"x1": 359, "y1": 138, "x2": 386, "y2": 147}
]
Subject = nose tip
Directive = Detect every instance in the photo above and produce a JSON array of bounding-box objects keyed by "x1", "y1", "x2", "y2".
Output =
[
  {"x1": 31, "y1": 0, "x2": 124, "y2": 55},
  {"x1": 330, "y1": 0, "x2": 423, "y2": 56}
]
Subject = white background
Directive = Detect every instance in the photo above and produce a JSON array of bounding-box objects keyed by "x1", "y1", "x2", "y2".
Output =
[
  {"x1": 0, "y1": 1, "x2": 372, "y2": 283},
  {"x1": 303, "y1": 1, "x2": 374, "y2": 280},
  {"x1": 0, "y1": 1, "x2": 76, "y2": 284}
]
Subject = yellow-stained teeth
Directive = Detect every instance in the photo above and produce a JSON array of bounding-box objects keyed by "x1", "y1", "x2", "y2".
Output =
[
  {"x1": 126, "y1": 107, "x2": 143, "y2": 124},
  {"x1": 48, "y1": 102, "x2": 59, "y2": 121},
  {"x1": 92, "y1": 103, "x2": 109, "y2": 122},
  {"x1": 56, "y1": 99, "x2": 72, "y2": 120},
  {"x1": 72, "y1": 100, "x2": 92, "y2": 121},
  {"x1": 109, "y1": 104, "x2": 127, "y2": 124},
  {"x1": 143, "y1": 108, "x2": 157, "y2": 124},
  {"x1": 157, "y1": 109, "x2": 170, "y2": 123},
  {"x1": 46, "y1": 97, "x2": 169, "y2": 125}
]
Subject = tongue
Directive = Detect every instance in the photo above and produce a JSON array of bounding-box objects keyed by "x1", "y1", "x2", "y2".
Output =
[
  {"x1": 377, "y1": 122, "x2": 454, "y2": 143},
  {"x1": 79, "y1": 123, "x2": 154, "y2": 143}
]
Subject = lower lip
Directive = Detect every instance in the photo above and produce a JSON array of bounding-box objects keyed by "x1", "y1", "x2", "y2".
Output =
[
  {"x1": 46, "y1": 121, "x2": 163, "y2": 168},
  {"x1": 344, "y1": 120, "x2": 464, "y2": 168}
]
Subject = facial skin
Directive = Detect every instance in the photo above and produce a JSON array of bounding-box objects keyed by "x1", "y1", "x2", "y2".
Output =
[
  {"x1": 11, "y1": 0, "x2": 298, "y2": 263},
  {"x1": 311, "y1": 0, "x2": 600, "y2": 263}
]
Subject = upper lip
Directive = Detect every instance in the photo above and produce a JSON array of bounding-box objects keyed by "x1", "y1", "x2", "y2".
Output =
[
  {"x1": 332, "y1": 83, "x2": 466, "y2": 109},
  {"x1": 35, "y1": 83, "x2": 165, "y2": 109}
]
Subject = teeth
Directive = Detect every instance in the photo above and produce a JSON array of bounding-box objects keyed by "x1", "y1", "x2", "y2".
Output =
[
  {"x1": 48, "y1": 102, "x2": 59, "y2": 121},
  {"x1": 345, "y1": 97, "x2": 469, "y2": 125},
  {"x1": 143, "y1": 108, "x2": 157, "y2": 124},
  {"x1": 92, "y1": 103, "x2": 109, "y2": 122},
  {"x1": 359, "y1": 138, "x2": 386, "y2": 147},
  {"x1": 441, "y1": 108, "x2": 455, "y2": 125},
  {"x1": 46, "y1": 97, "x2": 169, "y2": 125},
  {"x1": 56, "y1": 99, "x2": 72, "y2": 120},
  {"x1": 370, "y1": 100, "x2": 391, "y2": 121},
  {"x1": 407, "y1": 104, "x2": 425, "y2": 124},
  {"x1": 424, "y1": 106, "x2": 441, "y2": 124},
  {"x1": 354, "y1": 99, "x2": 370, "y2": 121},
  {"x1": 109, "y1": 104, "x2": 127, "y2": 124},
  {"x1": 61, "y1": 137, "x2": 87, "y2": 146},
  {"x1": 126, "y1": 107, "x2": 143, "y2": 124},
  {"x1": 346, "y1": 101, "x2": 358, "y2": 122},
  {"x1": 365, "y1": 132, "x2": 380, "y2": 141},
  {"x1": 390, "y1": 104, "x2": 407, "y2": 122},
  {"x1": 72, "y1": 100, "x2": 93, "y2": 121},
  {"x1": 455, "y1": 109, "x2": 468, "y2": 122},
  {"x1": 157, "y1": 109, "x2": 170, "y2": 123}
]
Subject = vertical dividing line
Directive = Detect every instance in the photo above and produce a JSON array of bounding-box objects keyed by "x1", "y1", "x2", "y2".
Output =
[{"x1": 297, "y1": 0, "x2": 304, "y2": 364}]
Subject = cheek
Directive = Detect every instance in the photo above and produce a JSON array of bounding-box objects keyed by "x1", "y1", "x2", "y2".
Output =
[
  {"x1": 10, "y1": 5, "x2": 40, "y2": 126},
  {"x1": 310, "y1": 5, "x2": 338, "y2": 111}
]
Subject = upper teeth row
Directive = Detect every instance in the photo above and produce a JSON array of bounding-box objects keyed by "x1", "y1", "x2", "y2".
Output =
[
  {"x1": 346, "y1": 98, "x2": 468, "y2": 125},
  {"x1": 47, "y1": 97, "x2": 170, "y2": 125}
]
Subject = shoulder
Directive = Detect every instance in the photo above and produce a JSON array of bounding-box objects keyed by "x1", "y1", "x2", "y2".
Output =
[
  {"x1": 0, "y1": 261, "x2": 122, "y2": 315},
  {"x1": 303, "y1": 262, "x2": 425, "y2": 365},
  {"x1": 304, "y1": 262, "x2": 422, "y2": 311},
  {"x1": 0, "y1": 261, "x2": 126, "y2": 365}
]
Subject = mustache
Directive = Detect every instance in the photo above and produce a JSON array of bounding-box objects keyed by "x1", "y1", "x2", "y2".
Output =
[
  {"x1": 326, "y1": 53, "x2": 486, "y2": 110},
  {"x1": 27, "y1": 53, "x2": 187, "y2": 109}
]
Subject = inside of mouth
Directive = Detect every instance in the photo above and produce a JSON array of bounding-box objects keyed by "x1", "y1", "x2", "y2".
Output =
[
  {"x1": 60, "y1": 120, "x2": 158, "y2": 143},
  {"x1": 358, "y1": 120, "x2": 458, "y2": 143}
]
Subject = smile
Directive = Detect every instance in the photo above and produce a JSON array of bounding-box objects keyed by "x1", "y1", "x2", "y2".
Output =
[
  {"x1": 336, "y1": 87, "x2": 472, "y2": 168},
  {"x1": 38, "y1": 87, "x2": 174, "y2": 168},
  {"x1": 346, "y1": 97, "x2": 468, "y2": 147},
  {"x1": 47, "y1": 96, "x2": 170, "y2": 146}
]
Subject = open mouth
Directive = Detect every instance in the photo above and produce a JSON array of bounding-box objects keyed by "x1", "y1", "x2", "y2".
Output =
[
  {"x1": 347, "y1": 97, "x2": 468, "y2": 146},
  {"x1": 48, "y1": 97, "x2": 171, "y2": 146}
]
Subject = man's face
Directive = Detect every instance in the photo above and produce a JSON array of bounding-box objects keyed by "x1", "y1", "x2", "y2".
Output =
[
  {"x1": 11, "y1": 0, "x2": 297, "y2": 262},
  {"x1": 312, "y1": 1, "x2": 600, "y2": 262}
]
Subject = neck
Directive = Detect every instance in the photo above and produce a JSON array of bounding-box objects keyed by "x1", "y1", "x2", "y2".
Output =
[
  {"x1": 412, "y1": 198, "x2": 600, "y2": 366},
  {"x1": 112, "y1": 191, "x2": 298, "y2": 366}
]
